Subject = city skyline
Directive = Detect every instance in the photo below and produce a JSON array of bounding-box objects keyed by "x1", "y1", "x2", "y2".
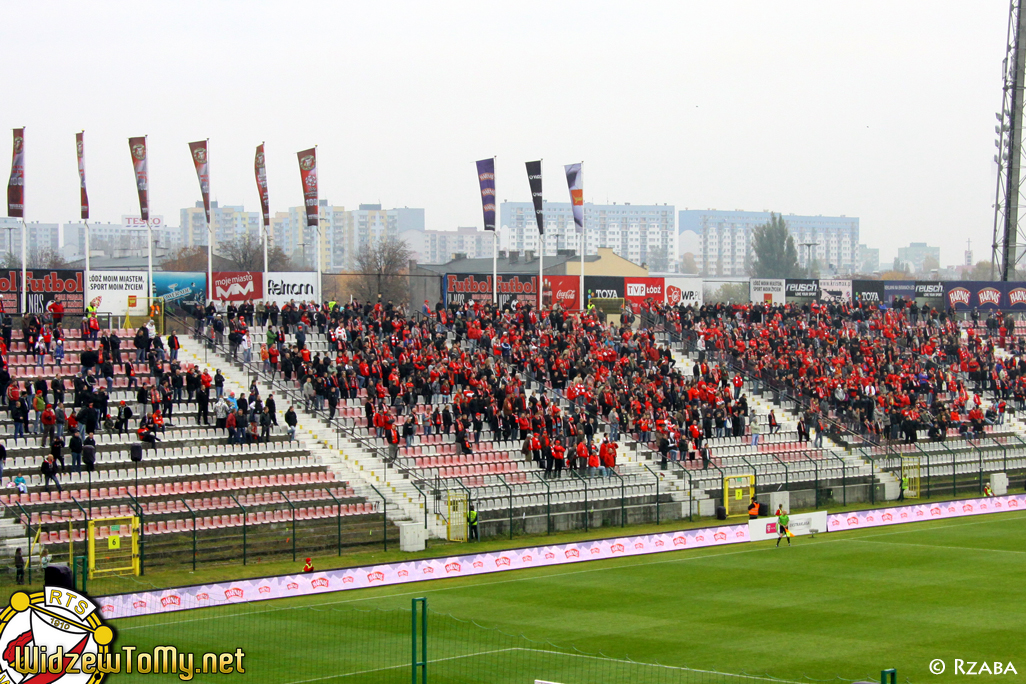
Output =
[{"x1": 0, "y1": 2, "x2": 1008, "y2": 272}]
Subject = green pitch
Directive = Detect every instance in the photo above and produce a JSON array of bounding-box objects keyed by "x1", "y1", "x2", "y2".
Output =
[{"x1": 112, "y1": 511, "x2": 1026, "y2": 683}]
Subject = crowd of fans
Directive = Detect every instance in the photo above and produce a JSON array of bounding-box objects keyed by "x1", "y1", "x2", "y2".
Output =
[{"x1": 2, "y1": 291, "x2": 1020, "y2": 496}]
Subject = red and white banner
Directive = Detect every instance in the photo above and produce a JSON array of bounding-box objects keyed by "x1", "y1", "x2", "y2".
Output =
[
  {"x1": 663, "y1": 277, "x2": 702, "y2": 307},
  {"x1": 209, "y1": 271, "x2": 263, "y2": 302},
  {"x1": 128, "y1": 136, "x2": 149, "y2": 221},
  {"x1": 94, "y1": 523, "x2": 750, "y2": 619},
  {"x1": 189, "y1": 140, "x2": 211, "y2": 224},
  {"x1": 542, "y1": 275, "x2": 580, "y2": 310},
  {"x1": 76, "y1": 131, "x2": 89, "y2": 220},
  {"x1": 7, "y1": 128, "x2": 24, "y2": 218},
  {"x1": 827, "y1": 494, "x2": 1024, "y2": 531},
  {"x1": 624, "y1": 277, "x2": 665, "y2": 311},
  {"x1": 255, "y1": 143, "x2": 270, "y2": 228},
  {"x1": 297, "y1": 147, "x2": 318, "y2": 227},
  {"x1": 90, "y1": 493, "x2": 1026, "y2": 620}
]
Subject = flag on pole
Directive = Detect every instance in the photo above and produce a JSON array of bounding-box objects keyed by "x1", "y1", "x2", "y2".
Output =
[
  {"x1": 7, "y1": 128, "x2": 24, "y2": 218},
  {"x1": 128, "y1": 136, "x2": 149, "y2": 221},
  {"x1": 255, "y1": 143, "x2": 270, "y2": 229},
  {"x1": 76, "y1": 132, "x2": 88, "y2": 220},
  {"x1": 564, "y1": 163, "x2": 583, "y2": 233},
  {"x1": 188, "y1": 140, "x2": 211, "y2": 224},
  {"x1": 525, "y1": 161, "x2": 543, "y2": 234},
  {"x1": 475, "y1": 158, "x2": 496, "y2": 231},
  {"x1": 297, "y1": 148, "x2": 318, "y2": 227}
]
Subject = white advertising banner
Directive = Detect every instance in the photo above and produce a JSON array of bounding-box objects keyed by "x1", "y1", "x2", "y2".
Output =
[
  {"x1": 94, "y1": 523, "x2": 751, "y2": 619},
  {"x1": 750, "y1": 278, "x2": 785, "y2": 304},
  {"x1": 819, "y1": 279, "x2": 853, "y2": 302},
  {"x1": 663, "y1": 278, "x2": 704, "y2": 307},
  {"x1": 827, "y1": 494, "x2": 1024, "y2": 531},
  {"x1": 90, "y1": 494, "x2": 1026, "y2": 620},
  {"x1": 748, "y1": 511, "x2": 828, "y2": 541},
  {"x1": 86, "y1": 270, "x2": 148, "y2": 315},
  {"x1": 264, "y1": 271, "x2": 317, "y2": 305}
]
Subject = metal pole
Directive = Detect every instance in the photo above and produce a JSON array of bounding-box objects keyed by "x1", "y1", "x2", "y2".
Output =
[
  {"x1": 315, "y1": 216, "x2": 322, "y2": 305},
  {"x1": 207, "y1": 215, "x2": 213, "y2": 314},
  {"x1": 492, "y1": 230, "x2": 498, "y2": 306},
  {"x1": 496, "y1": 474, "x2": 512, "y2": 540},
  {"x1": 83, "y1": 219, "x2": 90, "y2": 298},
  {"x1": 644, "y1": 464, "x2": 660, "y2": 525},
  {"x1": 326, "y1": 488, "x2": 343, "y2": 556},
  {"x1": 230, "y1": 494, "x2": 247, "y2": 565},
  {"x1": 180, "y1": 498, "x2": 197, "y2": 571},
  {"x1": 20, "y1": 219, "x2": 27, "y2": 316},
  {"x1": 531, "y1": 471, "x2": 552, "y2": 534},
  {"x1": 280, "y1": 491, "x2": 296, "y2": 562},
  {"x1": 1001, "y1": 1, "x2": 1026, "y2": 280},
  {"x1": 370, "y1": 484, "x2": 387, "y2": 552},
  {"x1": 147, "y1": 218, "x2": 154, "y2": 303},
  {"x1": 538, "y1": 224, "x2": 544, "y2": 310}
]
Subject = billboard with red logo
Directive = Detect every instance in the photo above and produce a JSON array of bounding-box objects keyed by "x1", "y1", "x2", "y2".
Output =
[
  {"x1": 445, "y1": 273, "x2": 539, "y2": 308},
  {"x1": 623, "y1": 277, "x2": 665, "y2": 311},
  {"x1": 944, "y1": 281, "x2": 1011, "y2": 311},
  {"x1": 542, "y1": 275, "x2": 579, "y2": 310},
  {"x1": 209, "y1": 271, "x2": 263, "y2": 302},
  {"x1": 0, "y1": 269, "x2": 85, "y2": 315},
  {"x1": 663, "y1": 277, "x2": 704, "y2": 307}
]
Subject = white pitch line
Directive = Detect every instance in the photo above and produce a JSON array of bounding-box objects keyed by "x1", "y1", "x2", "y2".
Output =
[
  {"x1": 507, "y1": 648, "x2": 809, "y2": 684},
  {"x1": 844, "y1": 537, "x2": 1026, "y2": 555},
  {"x1": 280, "y1": 648, "x2": 518, "y2": 684}
]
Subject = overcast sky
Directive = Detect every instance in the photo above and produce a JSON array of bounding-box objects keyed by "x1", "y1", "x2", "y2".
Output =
[{"x1": 0, "y1": 1, "x2": 1011, "y2": 266}]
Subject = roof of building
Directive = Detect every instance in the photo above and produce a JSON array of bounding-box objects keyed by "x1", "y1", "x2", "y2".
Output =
[{"x1": 417, "y1": 252, "x2": 573, "y2": 275}]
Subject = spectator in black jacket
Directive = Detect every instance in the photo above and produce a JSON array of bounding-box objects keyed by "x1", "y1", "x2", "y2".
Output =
[{"x1": 285, "y1": 406, "x2": 297, "y2": 441}]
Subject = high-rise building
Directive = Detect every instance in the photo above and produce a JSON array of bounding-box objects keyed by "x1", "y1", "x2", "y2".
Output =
[
  {"x1": 896, "y1": 242, "x2": 941, "y2": 273},
  {"x1": 499, "y1": 202, "x2": 677, "y2": 270},
  {"x1": 858, "y1": 244, "x2": 880, "y2": 274},
  {"x1": 0, "y1": 218, "x2": 60, "y2": 265},
  {"x1": 62, "y1": 216, "x2": 180, "y2": 262},
  {"x1": 680, "y1": 210, "x2": 860, "y2": 277},
  {"x1": 403, "y1": 226, "x2": 492, "y2": 264},
  {"x1": 180, "y1": 202, "x2": 262, "y2": 249}
]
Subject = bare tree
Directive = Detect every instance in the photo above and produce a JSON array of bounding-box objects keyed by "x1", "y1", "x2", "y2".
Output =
[
  {"x1": 218, "y1": 235, "x2": 295, "y2": 271},
  {"x1": 161, "y1": 246, "x2": 207, "y2": 272},
  {"x1": 2, "y1": 248, "x2": 68, "y2": 269},
  {"x1": 353, "y1": 237, "x2": 411, "y2": 306},
  {"x1": 29, "y1": 248, "x2": 68, "y2": 268}
]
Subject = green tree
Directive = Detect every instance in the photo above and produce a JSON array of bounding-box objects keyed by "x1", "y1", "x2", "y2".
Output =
[
  {"x1": 748, "y1": 213, "x2": 802, "y2": 278},
  {"x1": 966, "y1": 260, "x2": 995, "y2": 281},
  {"x1": 680, "y1": 252, "x2": 698, "y2": 274}
]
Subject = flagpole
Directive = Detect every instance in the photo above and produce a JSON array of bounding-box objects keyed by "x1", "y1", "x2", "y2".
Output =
[
  {"x1": 206, "y1": 138, "x2": 213, "y2": 312},
  {"x1": 20, "y1": 219, "x2": 27, "y2": 316},
  {"x1": 539, "y1": 231, "x2": 543, "y2": 310},
  {"x1": 493, "y1": 157, "x2": 498, "y2": 306},
  {"x1": 261, "y1": 142, "x2": 268, "y2": 284},
  {"x1": 538, "y1": 159, "x2": 544, "y2": 311},
  {"x1": 84, "y1": 219, "x2": 90, "y2": 290},
  {"x1": 147, "y1": 219, "x2": 153, "y2": 301}
]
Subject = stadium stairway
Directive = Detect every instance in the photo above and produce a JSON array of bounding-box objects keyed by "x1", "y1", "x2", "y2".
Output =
[
  {"x1": 666, "y1": 347, "x2": 880, "y2": 504},
  {"x1": 0, "y1": 327, "x2": 398, "y2": 571}
]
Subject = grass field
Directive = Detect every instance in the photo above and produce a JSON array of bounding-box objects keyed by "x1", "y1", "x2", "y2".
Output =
[{"x1": 102, "y1": 509, "x2": 1026, "y2": 684}]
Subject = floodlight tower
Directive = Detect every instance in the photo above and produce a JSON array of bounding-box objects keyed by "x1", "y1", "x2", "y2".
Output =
[{"x1": 992, "y1": 0, "x2": 1026, "y2": 280}]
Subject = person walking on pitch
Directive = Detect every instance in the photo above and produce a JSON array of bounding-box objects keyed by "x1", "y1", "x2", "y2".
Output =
[{"x1": 776, "y1": 506, "x2": 791, "y2": 547}]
